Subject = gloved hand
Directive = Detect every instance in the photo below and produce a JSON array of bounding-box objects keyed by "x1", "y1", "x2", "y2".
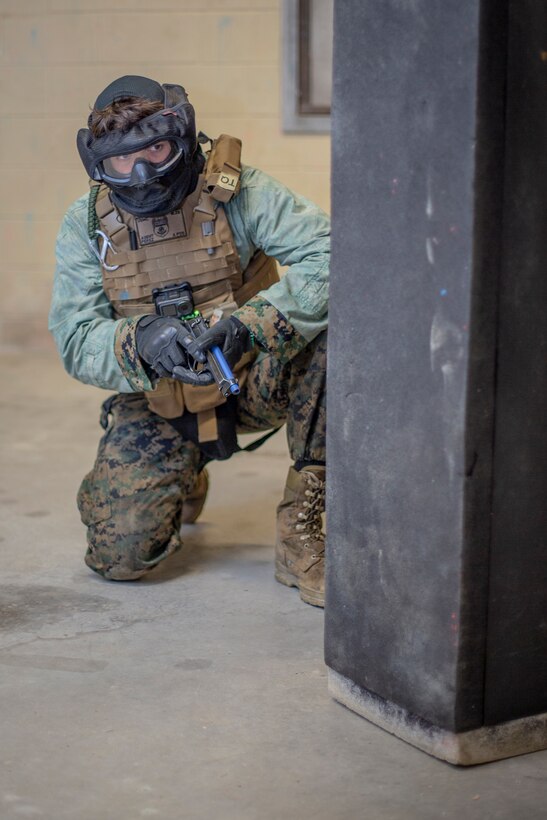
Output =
[
  {"x1": 135, "y1": 316, "x2": 214, "y2": 386},
  {"x1": 180, "y1": 317, "x2": 252, "y2": 369}
]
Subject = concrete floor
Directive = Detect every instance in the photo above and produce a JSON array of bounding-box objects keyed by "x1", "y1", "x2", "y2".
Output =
[{"x1": 1, "y1": 351, "x2": 546, "y2": 820}]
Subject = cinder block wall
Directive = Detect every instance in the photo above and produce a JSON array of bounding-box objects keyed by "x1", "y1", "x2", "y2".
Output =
[{"x1": 0, "y1": 0, "x2": 330, "y2": 350}]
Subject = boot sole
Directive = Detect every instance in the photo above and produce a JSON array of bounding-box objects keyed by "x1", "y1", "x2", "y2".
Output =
[{"x1": 275, "y1": 563, "x2": 325, "y2": 608}]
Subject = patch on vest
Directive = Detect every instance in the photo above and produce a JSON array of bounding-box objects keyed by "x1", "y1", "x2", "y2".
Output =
[
  {"x1": 136, "y1": 209, "x2": 187, "y2": 245},
  {"x1": 217, "y1": 172, "x2": 238, "y2": 193}
]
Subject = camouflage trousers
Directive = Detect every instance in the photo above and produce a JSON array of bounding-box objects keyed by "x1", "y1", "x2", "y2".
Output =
[{"x1": 78, "y1": 332, "x2": 326, "y2": 580}]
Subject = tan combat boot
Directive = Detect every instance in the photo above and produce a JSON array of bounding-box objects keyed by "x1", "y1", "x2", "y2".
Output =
[
  {"x1": 181, "y1": 469, "x2": 209, "y2": 524},
  {"x1": 275, "y1": 465, "x2": 326, "y2": 607}
]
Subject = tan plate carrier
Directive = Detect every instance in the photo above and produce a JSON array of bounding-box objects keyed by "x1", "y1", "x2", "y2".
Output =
[{"x1": 91, "y1": 134, "x2": 279, "y2": 444}]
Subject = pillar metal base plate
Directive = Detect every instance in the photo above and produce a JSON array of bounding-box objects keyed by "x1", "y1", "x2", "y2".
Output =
[{"x1": 328, "y1": 669, "x2": 547, "y2": 766}]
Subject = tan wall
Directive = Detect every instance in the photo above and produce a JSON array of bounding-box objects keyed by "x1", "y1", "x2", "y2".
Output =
[{"x1": 0, "y1": 0, "x2": 330, "y2": 350}]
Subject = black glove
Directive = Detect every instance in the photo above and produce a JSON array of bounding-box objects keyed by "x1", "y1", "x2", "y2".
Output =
[
  {"x1": 180, "y1": 317, "x2": 252, "y2": 369},
  {"x1": 135, "y1": 316, "x2": 214, "y2": 386}
]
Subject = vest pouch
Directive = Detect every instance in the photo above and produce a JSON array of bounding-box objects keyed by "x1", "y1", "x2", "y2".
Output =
[
  {"x1": 182, "y1": 381, "x2": 226, "y2": 414},
  {"x1": 204, "y1": 134, "x2": 242, "y2": 203},
  {"x1": 165, "y1": 398, "x2": 239, "y2": 461},
  {"x1": 180, "y1": 347, "x2": 257, "y2": 414},
  {"x1": 145, "y1": 378, "x2": 185, "y2": 419}
]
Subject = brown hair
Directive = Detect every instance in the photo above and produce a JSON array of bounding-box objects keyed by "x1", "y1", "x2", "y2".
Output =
[{"x1": 89, "y1": 97, "x2": 164, "y2": 137}]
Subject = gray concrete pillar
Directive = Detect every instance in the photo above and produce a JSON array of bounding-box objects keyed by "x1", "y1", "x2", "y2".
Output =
[{"x1": 325, "y1": 0, "x2": 547, "y2": 765}]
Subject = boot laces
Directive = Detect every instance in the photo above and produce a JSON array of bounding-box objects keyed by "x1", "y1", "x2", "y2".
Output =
[{"x1": 295, "y1": 471, "x2": 325, "y2": 555}]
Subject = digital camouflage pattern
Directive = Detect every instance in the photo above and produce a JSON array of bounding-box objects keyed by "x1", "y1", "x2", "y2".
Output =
[
  {"x1": 233, "y1": 297, "x2": 308, "y2": 366},
  {"x1": 78, "y1": 393, "x2": 201, "y2": 579},
  {"x1": 78, "y1": 330, "x2": 327, "y2": 580},
  {"x1": 237, "y1": 329, "x2": 326, "y2": 463},
  {"x1": 114, "y1": 317, "x2": 154, "y2": 392}
]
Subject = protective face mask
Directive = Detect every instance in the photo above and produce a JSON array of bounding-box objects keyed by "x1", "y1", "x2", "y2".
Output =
[{"x1": 108, "y1": 150, "x2": 204, "y2": 216}]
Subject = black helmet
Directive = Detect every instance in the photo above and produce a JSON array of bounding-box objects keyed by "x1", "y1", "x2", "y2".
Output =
[{"x1": 77, "y1": 75, "x2": 204, "y2": 216}]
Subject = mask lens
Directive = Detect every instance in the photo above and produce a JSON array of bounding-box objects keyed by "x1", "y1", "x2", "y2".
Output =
[{"x1": 101, "y1": 139, "x2": 182, "y2": 183}]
